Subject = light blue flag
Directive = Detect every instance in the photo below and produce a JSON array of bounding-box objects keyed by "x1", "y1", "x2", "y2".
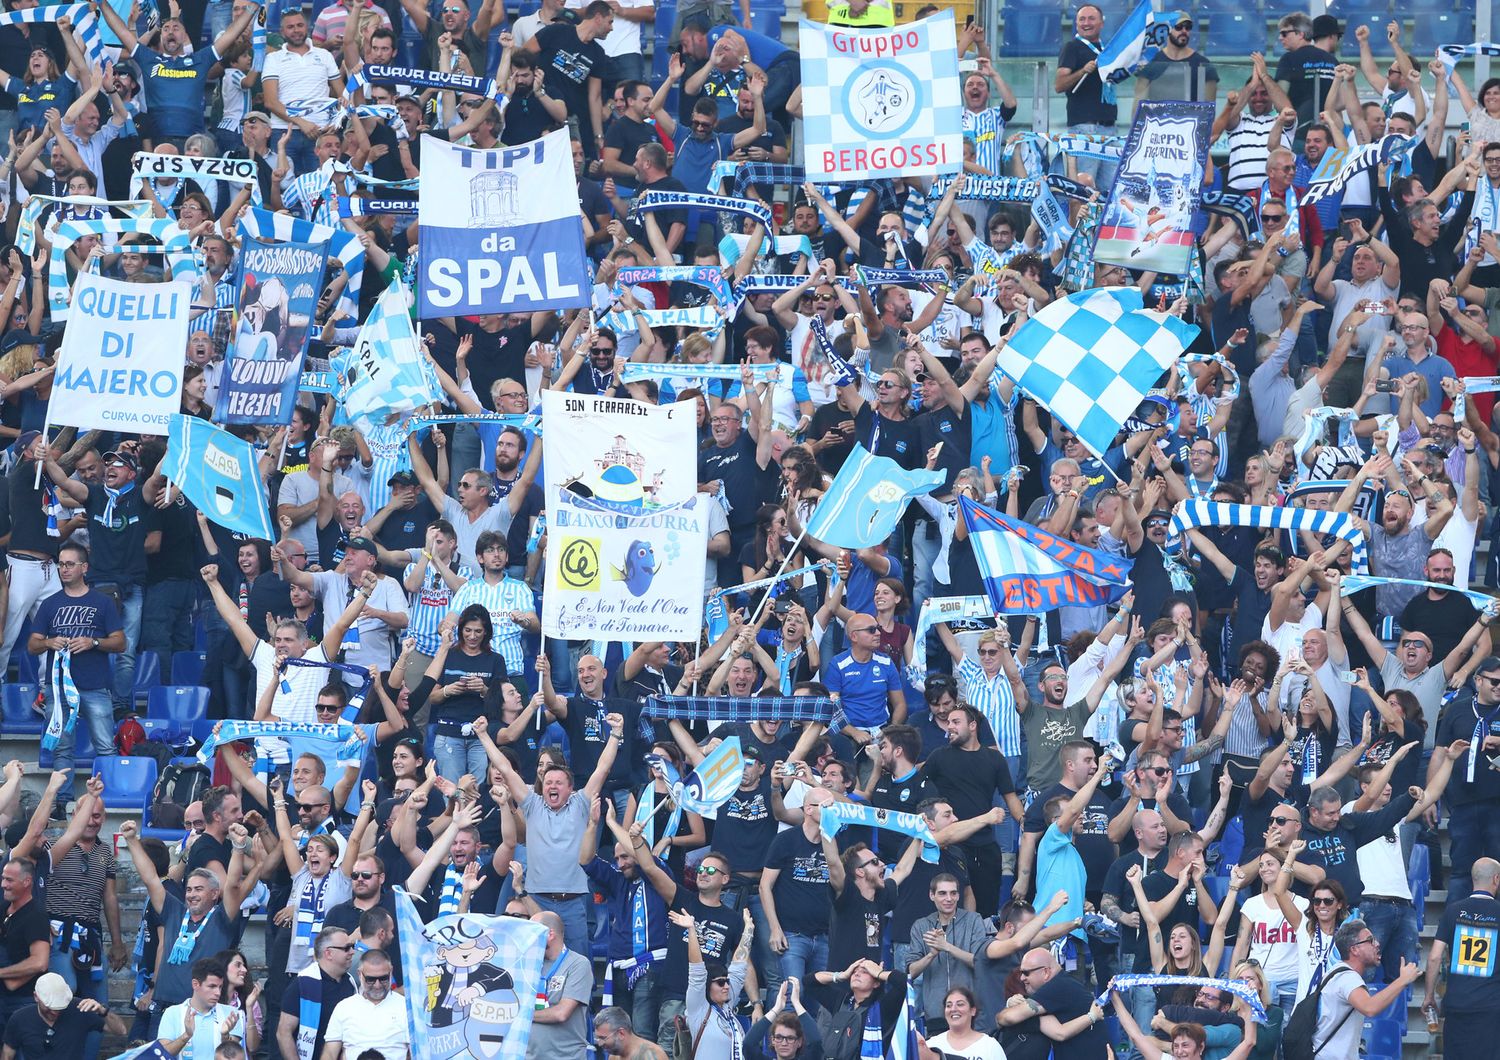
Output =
[
  {"x1": 639, "y1": 755, "x2": 683, "y2": 844},
  {"x1": 671, "y1": 736, "x2": 746, "y2": 815},
  {"x1": 1097, "y1": 0, "x2": 1171, "y2": 84},
  {"x1": 166, "y1": 415, "x2": 275, "y2": 541},
  {"x1": 803, "y1": 444, "x2": 944, "y2": 550},
  {"x1": 394, "y1": 887, "x2": 549, "y2": 1060},
  {"x1": 331, "y1": 278, "x2": 441, "y2": 432}
]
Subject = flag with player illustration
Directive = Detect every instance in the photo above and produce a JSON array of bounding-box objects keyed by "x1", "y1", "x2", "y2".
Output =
[
  {"x1": 1092, "y1": 100, "x2": 1214, "y2": 274},
  {"x1": 394, "y1": 887, "x2": 550, "y2": 1060}
]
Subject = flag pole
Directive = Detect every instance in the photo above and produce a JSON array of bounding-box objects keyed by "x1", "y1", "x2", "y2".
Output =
[{"x1": 744, "y1": 524, "x2": 810, "y2": 629}]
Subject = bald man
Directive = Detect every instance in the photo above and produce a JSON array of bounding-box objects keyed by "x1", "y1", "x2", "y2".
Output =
[
  {"x1": 1426, "y1": 856, "x2": 1500, "y2": 1055},
  {"x1": 996, "y1": 947, "x2": 1108, "y2": 1053},
  {"x1": 826, "y1": 611, "x2": 907, "y2": 751},
  {"x1": 1101, "y1": 808, "x2": 1169, "y2": 976},
  {"x1": 528, "y1": 911, "x2": 594, "y2": 1060},
  {"x1": 540, "y1": 651, "x2": 641, "y2": 803}
]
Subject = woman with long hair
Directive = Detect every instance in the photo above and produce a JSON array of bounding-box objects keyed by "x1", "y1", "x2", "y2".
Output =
[
  {"x1": 181, "y1": 364, "x2": 212, "y2": 419},
  {"x1": 1229, "y1": 853, "x2": 1307, "y2": 1016},
  {"x1": 422, "y1": 610, "x2": 509, "y2": 782},
  {"x1": 211, "y1": 948, "x2": 263, "y2": 1055},
  {"x1": 1243, "y1": 446, "x2": 1286, "y2": 507},
  {"x1": 925, "y1": 987, "x2": 1003, "y2": 1060},
  {"x1": 1272, "y1": 842, "x2": 1349, "y2": 1001},
  {"x1": 1231, "y1": 959, "x2": 1284, "y2": 1059},
  {"x1": 1128, "y1": 862, "x2": 1236, "y2": 992}
]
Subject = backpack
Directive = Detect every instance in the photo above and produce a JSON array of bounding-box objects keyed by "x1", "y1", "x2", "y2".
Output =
[
  {"x1": 114, "y1": 716, "x2": 146, "y2": 756},
  {"x1": 1283, "y1": 966, "x2": 1361, "y2": 1060},
  {"x1": 148, "y1": 761, "x2": 213, "y2": 830}
]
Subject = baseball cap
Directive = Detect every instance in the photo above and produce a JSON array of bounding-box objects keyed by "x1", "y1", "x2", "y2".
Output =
[
  {"x1": 103, "y1": 450, "x2": 139, "y2": 472},
  {"x1": 0, "y1": 329, "x2": 37, "y2": 354},
  {"x1": 1164, "y1": 9, "x2": 1191, "y2": 25},
  {"x1": 34, "y1": 973, "x2": 72, "y2": 1010},
  {"x1": 346, "y1": 536, "x2": 378, "y2": 556},
  {"x1": 1477, "y1": 655, "x2": 1500, "y2": 678},
  {"x1": 15, "y1": 429, "x2": 39, "y2": 453},
  {"x1": 387, "y1": 470, "x2": 418, "y2": 487},
  {"x1": 742, "y1": 744, "x2": 765, "y2": 763},
  {"x1": 242, "y1": 111, "x2": 271, "y2": 124}
]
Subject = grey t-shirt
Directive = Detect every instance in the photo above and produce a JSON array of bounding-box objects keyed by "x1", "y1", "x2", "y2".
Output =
[
  {"x1": 442, "y1": 497, "x2": 515, "y2": 569},
  {"x1": 526, "y1": 948, "x2": 593, "y2": 1060},
  {"x1": 156, "y1": 898, "x2": 236, "y2": 1006},
  {"x1": 1313, "y1": 964, "x2": 1365, "y2": 1057},
  {"x1": 279, "y1": 470, "x2": 355, "y2": 565},
  {"x1": 520, "y1": 791, "x2": 591, "y2": 894},
  {"x1": 1019, "y1": 700, "x2": 1091, "y2": 791},
  {"x1": 1371, "y1": 523, "x2": 1435, "y2": 614},
  {"x1": 1379, "y1": 655, "x2": 1447, "y2": 747}
]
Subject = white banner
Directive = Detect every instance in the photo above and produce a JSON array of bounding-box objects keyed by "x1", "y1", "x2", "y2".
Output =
[
  {"x1": 51, "y1": 272, "x2": 188, "y2": 433},
  {"x1": 540, "y1": 392, "x2": 707, "y2": 640},
  {"x1": 797, "y1": 14, "x2": 962, "y2": 181},
  {"x1": 131, "y1": 151, "x2": 259, "y2": 183}
]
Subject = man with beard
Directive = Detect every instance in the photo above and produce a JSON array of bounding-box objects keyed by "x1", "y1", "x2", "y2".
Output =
[
  {"x1": 1134, "y1": 11, "x2": 1218, "y2": 103},
  {"x1": 500, "y1": 51, "x2": 567, "y2": 146},
  {"x1": 590, "y1": 805, "x2": 670, "y2": 1041},
  {"x1": 322, "y1": 853, "x2": 408, "y2": 986},
  {"x1": 1400, "y1": 548, "x2": 1480, "y2": 662}
]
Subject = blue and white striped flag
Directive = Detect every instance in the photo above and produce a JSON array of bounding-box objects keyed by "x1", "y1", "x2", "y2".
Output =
[
  {"x1": 1167, "y1": 499, "x2": 1370, "y2": 574},
  {"x1": 393, "y1": 887, "x2": 549, "y2": 1060},
  {"x1": 42, "y1": 647, "x2": 79, "y2": 753},
  {"x1": 997, "y1": 286, "x2": 1196, "y2": 462},
  {"x1": 961, "y1": 497, "x2": 1134, "y2": 612},
  {"x1": 804, "y1": 444, "x2": 944, "y2": 550},
  {"x1": 331, "y1": 278, "x2": 441, "y2": 433},
  {"x1": 0, "y1": 4, "x2": 104, "y2": 65}
]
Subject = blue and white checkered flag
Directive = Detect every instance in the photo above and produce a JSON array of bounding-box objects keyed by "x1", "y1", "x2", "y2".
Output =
[
  {"x1": 331, "y1": 278, "x2": 441, "y2": 432},
  {"x1": 997, "y1": 286, "x2": 1196, "y2": 462}
]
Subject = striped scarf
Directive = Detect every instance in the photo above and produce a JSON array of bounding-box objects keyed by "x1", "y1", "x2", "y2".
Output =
[
  {"x1": 642, "y1": 694, "x2": 838, "y2": 724},
  {"x1": 1453, "y1": 376, "x2": 1500, "y2": 423},
  {"x1": 293, "y1": 966, "x2": 342, "y2": 1060},
  {"x1": 1167, "y1": 499, "x2": 1370, "y2": 573},
  {"x1": 42, "y1": 647, "x2": 78, "y2": 753},
  {"x1": 437, "y1": 862, "x2": 463, "y2": 917},
  {"x1": 167, "y1": 909, "x2": 212, "y2": 964},
  {"x1": 294, "y1": 873, "x2": 332, "y2": 956}
]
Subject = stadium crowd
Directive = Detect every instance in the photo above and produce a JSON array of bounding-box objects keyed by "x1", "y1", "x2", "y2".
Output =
[{"x1": 0, "y1": 0, "x2": 1496, "y2": 1059}]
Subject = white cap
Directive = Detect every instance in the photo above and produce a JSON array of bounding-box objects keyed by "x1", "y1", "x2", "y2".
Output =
[{"x1": 34, "y1": 973, "x2": 72, "y2": 1010}]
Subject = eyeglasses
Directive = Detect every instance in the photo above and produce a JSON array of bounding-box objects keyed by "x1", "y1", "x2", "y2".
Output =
[
  {"x1": 1260, "y1": 214, "x2": 1287, "y2": 224},
  {"x1": 362, "y1": 974, "x2": 391, "y2": 984},
  {"x1": 850, "y1": 626, "x2": 879, "y2": 634},
  {"x1": 874, "y1": 379, "x2": 900, "y2": 389},
  {"x1": 315, "y1": 704, "x2": 341, "y2": 714},
  {"x1": 1161, "y1": 724, "x2": 1184, "y2": 733},
  {"x1": 1478, "y1": 674, "x2": 1500, "y2": 685},
  {"x1": 590, "y1": 346, "x2": 616, "y2": 355},
  {"x1": 710, "y1": 977, "x2": 731, "y2": 986},
  {"x1": 690, "y1": 119, "x2": 714, "y2": 130},
  {"x1": 858, "y1": 857, "x2": 883, "y2": 869},
  {"x1": 1352, "y1": 935, "x2": 1376, "y2": 947},
  {"x1": 1017, "y1": 966, "x2": 1046, "y2": 978},
  {"x1": 977, "y1": 647, "x2": 1002, "y2": 656},
  {"x1": 351, "y1": 871, "x2": 381, "y2": 880},
  {"x1": 1311, "y1": 896, "x2": 1339, "y2": 906},
  {"x1": 1399, "y1": 638, "x2": 1430, "y2": 649},
  {"x1": 298, "y1": 801, "x2": 329, "y2": 811},
  {"x1": 771, "y1": 1034, "x2": 802, "y2": 1043},
  {"x1": 331, "y1": 943, "x2": 357, "y2": 951}
]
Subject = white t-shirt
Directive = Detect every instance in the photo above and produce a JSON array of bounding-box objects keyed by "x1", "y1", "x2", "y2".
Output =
[
  {"x1": 324, "y1": 991, "x2": 409, "y2": 1060},
  {"x1": 1327, "y1": 276, "x2": 1397, "y2": 361},
  {"x1": 262, "y1": 45, "x2": 341, "y2": 129},
  {"x1": 1342, "y1": 798, "x2": 1412, "y2": 901},
  {"x1": 1239, "y1": 891, "x2": 1308, "y2": 984},
  {"x1": 926, "y1": 1031, "x2": 1007, "y2": 1060},
  {"x1": 250, "y1": 639, "x2": 337, "y2": 724},
  {"x1": 157, "y1": 1002, "x2": 244, "y2": 1060},
  {"x1": 1261, "y1": 605, "x2": 1323, "y2": 668},
  {"x1": 787, "y1": 313, "x2": 847, "y2": 407},
  {"x1": 310, "y1": 571, "x2": 409, "y2": 671}
]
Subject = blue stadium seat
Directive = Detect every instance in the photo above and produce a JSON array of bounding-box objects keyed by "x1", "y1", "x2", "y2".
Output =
[
  {"x1": 194, "y1": 615, "x2": 212, "y2": 651},
  {"x1": 750, "y1": 6, "x2": 781, "y2": 37},
  {"x1": 171, "y1": 650, "x2": 208, "y2": 687},
  {"x1": 39, "y1": 723, "x2": 95, "y2": 769},
  {"x1": 1200, "y1": 874, "x2": 1232, "y2": 909},
  {"x1": 132, "y1": 651, "x2": 162, "y2": 705},
  {"x1": 1217, "y1": 815, "x2": 1244, "y2": 867},
  {"x1": 1204, "y1": 13, "x2": 1268, "y2": 55},
  {"x1": 97, "y1": 756, "x2": 159, "y2": 812},
  {"x1": 1407, "y1": 841, "x2": 1429, "y2": 892},
  {"x1": 1000, "y1": 6, "x2": 1061, "y2": 57},
  {"x1": 147, "y1": 685, "x2": 210, "y2": 722},
  {"x1": 11, "y1": 642, "x2": 36, "y2": 686},
  {"x1": 1191, "y1": 0, "x2": 1262, "y2": 13},
  {"x1": 1413, "y1": 11, "x2": 1469, "y2": 56},
  {"x1": 1360, "y1": 1018, "x2": 1402, "y2": 1059},
  {"x1": 514, "y1": 0, "x2": 541, "y2": 15},
  {"x1": 1, "y1": 684, "x2": 42, "y2": 735},
  {"x1": 1329, "y1": 0, "x2": 1393, "y2": 55}
]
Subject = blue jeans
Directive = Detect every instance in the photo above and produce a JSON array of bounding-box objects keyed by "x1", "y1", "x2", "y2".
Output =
[
  {"x1": 141, "y1": 578, "x2": 197, "y2": 663},
  {"x1": 48, "y1": 686, "x2": 116, "y2": 773},
  {"x1": 96, "y1": 582, "x2": 143, "y2": 713},
  {"x1": 779, "y1": 931, "x2": 828, "y2": 989},
  {"x1": 433, "y1": 734, "x2": 489, "y2": 782},
  {"x1": 532, "y1": 893, "x2": 590, "y2": 958},
  {"x1": 1357, "y1": 898, "x2": 1419, "y2": 983}
]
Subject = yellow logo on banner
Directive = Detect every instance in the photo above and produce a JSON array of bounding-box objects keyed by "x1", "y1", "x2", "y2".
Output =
[{"x1": 558, "y1": 538, "x2": 600, "y2": 590}]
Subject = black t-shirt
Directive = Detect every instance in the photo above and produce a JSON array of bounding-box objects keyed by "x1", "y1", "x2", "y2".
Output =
[
  {"x1": 532, "y1": 24, "x2": 607, "y2": 125},
  {"x1": 432, "y1": 650, "x2": 508, "y2": 730},
  {"x1": 1436, "y1": 697, "x2": 1500, "y2": 806},
  {"x1": 661, "y1": 891, "x2": 742, "y2": 999},
  {"x1": 602, "y1": 116, "x2": 658, "y2": 191},
  {"x1": 184, "y1": 832, "x2": 232, "y2": 877},
  {"x1": 374, "y1": 496, "x2": 439, "y2": 557},
  {"x1": 560, "y1": 695, "x2": 639, "y2": 792},
  {"x1": 322, "y1": 892, "x2": 405, "y2": 986},
  {"x1": 499, "y1": 90, "x2": 557, "y2": 146},
  {"x1": 1101, "y1": 849, "x2": 1164, "y2": 955},
  {"x1": 146, "y1": 496, "x2": 201, "y2": 583},
  {"x1": 626, "y1": 174, "x2": 688, "y2": 242},
  {"x1": 9, "y1": 460, "x2": 59, "y2": 558},
  {"x1": 1400, "y1": 590, "x2": 1479, "y2": 667},
  {"x1": 829, "y1": 877, "x2": 896, "y2": 973},
  {"x1": 1057, "y1": 37, "x2": 1116, "y2": 127},
  {"x1": 853, "y1": 405, "x2": 922, "y2": 470},
  {"x1": 1275, "y1": 44, "x2": 1337, "y2": 122},
  {"x1": 698, "y1": 433, "x2": 768, "y2": 532},
  {"x1": 712, "y1": 776, "x2": 779, "y2": 874},
  {"x1": 1106, "y1": 792, "x2": 1192, "y2": 857},
  {"x1": 1135, "y1": 869, "x2": 1203, "y2": 966},
  {"x1": 765, "y1": 828, "x2": 832, "y2": 936},
  {"x1": 1302, "y1": 795, "x2": 1416, "y2": 906},
  {"x1": 2, "y1": 1002, "x2": 104, "y2": 1059},
  {"x1": 1024, "y1": 783, "x2": 1115, "y2": 894},
  {"x1": 0, "y1": 899, "x2": 48, "y2": 999},
  {"x1": 915, "y1": 402, "x2": 972, "y2": 493},
  {"x1": 1030, "y1": 973, "x2": 1109, "y2": 1058},
  {"x1": 1436, "y1": 893, "x2": 1500, "y2": 1014},
  {"x1": 719, "y1": 113, "x2": 787, "y2": 159},
  {"x1": 920, "y1": 745, "x2": 1016, "y2": 846},
  {"x1": 809, "y1": 400, "x2": 858, "y2": 477},
  {"x1": 708, "y1": 722, "x2": 797, "y2": 765},
  {"x1": 457, "y1": 319, "x2": 530, "y2": 411}
]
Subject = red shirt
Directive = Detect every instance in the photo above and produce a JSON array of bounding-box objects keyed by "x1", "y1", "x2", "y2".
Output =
[{"x1": 1437, "y1": 325, "x2": 1499, "y2": 423}]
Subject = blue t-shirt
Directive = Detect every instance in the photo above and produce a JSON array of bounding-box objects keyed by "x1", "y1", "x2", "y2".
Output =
[
  {"x1": 15, "y1": 74, "x2": 77, "y2": 132},
  {"x1": 32, "y1": 587, "x2": 123, "y2": 690},
  {"x1": 707, "y1": 26, "x2": 790, "y2": 68},
  {"x1": 826, "y1": 649, "x2": 901, "y2": 727},
  {"x1": 1037, "y1": 823, "x2": 1087, "y2": 940},
  {"x1": 844, "y1": 552, "x2": 903, "y2": 616},
  {"x1": 132, "y1": 44, "x2": 219, "y2": 136},
  {"x1": 671, "y1": 131, "x2": 735, "y2": 198}
]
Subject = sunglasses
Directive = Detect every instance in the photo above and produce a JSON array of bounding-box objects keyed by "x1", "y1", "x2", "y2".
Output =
[
  {"x1": 697, "y1": 864, "x2": 725, "y2": 875},
  {"x1": 363, "y1": 974, "x2": 391, "y2": 984},
  {"x1": 1311, "y1": 896, "x2": 1339, "y2": 906},
  {"x1": 1269, "y1": 815, "x2": 1295, "y2": 826},
  {"x1": 350, "y1": 871, "x2": 381, "y2": 880}
]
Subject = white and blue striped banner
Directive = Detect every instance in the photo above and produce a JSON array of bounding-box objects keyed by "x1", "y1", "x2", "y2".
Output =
[
  {"x1": 1168, "y1": 499, "x2": 1369, "y2": 573},
  {"x1": 47, "y1": 218, "x2": 195, "y2": 321}
]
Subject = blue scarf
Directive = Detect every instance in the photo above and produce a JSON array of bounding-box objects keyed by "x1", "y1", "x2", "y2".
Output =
[
  {"x1": 101, "y1": 480, "x2": 134, "y2": 526},
  {"x1": 42, "y1": 647, "x2": 78, "y2": 753},
  {"x1": 294, "y1": 873, "x2": 332, "y2": 956},
  {"x1": 1098, "y1": 973, "x2": 1268, "y2": 1023},
  {"x1": 293, "y1": 967, "x2": 339, "y2": 1060},
  {"x1": 167, "y1": 908, "x2": 213, "y2": 964},
  {"x1": 860, "y1": 999, "x2": 883, "y2": 1060},
  {"x1": 437, "y1": 862, "x2": 463, "y2": 917}
]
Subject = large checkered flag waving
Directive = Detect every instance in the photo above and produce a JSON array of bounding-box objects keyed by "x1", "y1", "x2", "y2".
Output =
[{"x1": 996, "y1": 286, "x2": 1197, "y2": 462}]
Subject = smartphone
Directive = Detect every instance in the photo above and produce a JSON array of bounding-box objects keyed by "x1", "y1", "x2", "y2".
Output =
[
  {"x1": 1375, "y1": 380, "x2": 1398, "y2": 393},
  {"x1": 1338, "y1": 671, "x2": 1360, "y2": 684},
  {"x1": 1338, "y1": 223, "x2": 1353, "y2": 241},
  {"x1": 965, "y1": 14, "x2": 975, "y2": 26}
]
